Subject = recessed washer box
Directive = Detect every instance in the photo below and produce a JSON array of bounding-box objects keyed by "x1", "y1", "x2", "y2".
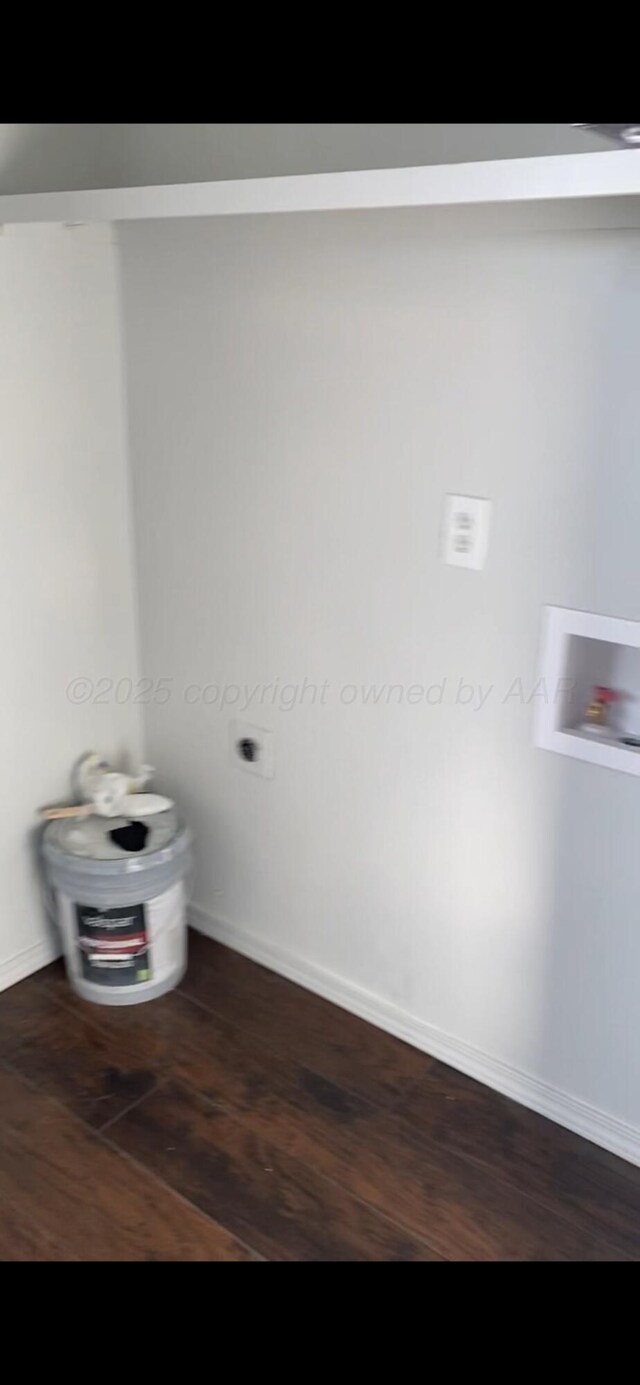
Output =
[{"x1": 535, "y1": 606, "x2": 640, "y2": 776}]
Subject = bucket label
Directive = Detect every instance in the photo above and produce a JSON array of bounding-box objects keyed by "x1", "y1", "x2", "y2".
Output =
[{"x1": 74, "y1": 903, "x2": 152, "y2": 987}]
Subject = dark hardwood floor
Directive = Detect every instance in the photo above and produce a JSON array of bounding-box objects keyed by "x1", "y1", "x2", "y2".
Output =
[{"x1": 0, "y1": 927, "x2": 636, "y2": 1261}]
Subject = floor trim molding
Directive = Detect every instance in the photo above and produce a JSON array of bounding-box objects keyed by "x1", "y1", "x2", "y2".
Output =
[
  {"x1": 0, "y1": 936, "x2": 60, "y2": 993},
  {"x1": 190, "y1": 902, "x2": 640, "y2": 1169}
]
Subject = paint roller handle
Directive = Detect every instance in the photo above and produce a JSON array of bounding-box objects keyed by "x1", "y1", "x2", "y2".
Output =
[{"x1": 39, "y1": 803, "x2": 93, "y2": 821}]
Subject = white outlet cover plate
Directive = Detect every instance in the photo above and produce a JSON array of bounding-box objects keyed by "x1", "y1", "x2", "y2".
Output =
[
  {"x1": 231, "y1": 721, "x2": 275, "y2": 779},
  {"x1": 441, "y1": 494, "x2": 492, "y2": 570}
]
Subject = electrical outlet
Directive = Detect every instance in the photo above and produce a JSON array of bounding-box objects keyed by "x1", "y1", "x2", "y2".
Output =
[
  {"x1": 231, "y1": 721, "x2": 275, "y2": 779},
  {"x1": 441, "y1": 495, "x2": 492, "y2": 570}
]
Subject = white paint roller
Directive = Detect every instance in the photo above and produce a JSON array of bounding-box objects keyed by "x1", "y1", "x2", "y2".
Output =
[{"x1": 39, "y1": 752, "x2": 174, "y2": 821}]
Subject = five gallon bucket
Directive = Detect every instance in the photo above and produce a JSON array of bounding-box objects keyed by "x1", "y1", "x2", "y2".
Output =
[{"x1": 42, "y1": 808, "x2": 192, "y2": 1006}]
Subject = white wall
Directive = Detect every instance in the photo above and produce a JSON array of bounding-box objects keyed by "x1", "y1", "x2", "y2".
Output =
[
  {"x1": 0, "y1": 124, "x2": 606, "y2": 194},
  {"x1": 119, "y1": 209, "x2": 640, "y2": 1143},
  {"x1": 0, "y1": 126, "x2": 124, "y2": 193},
  {"x1": 0, "y1": 225, "x2": 142, "y2": 985},
  {"x1": 106, "y1": 124, "x2": 607, "y2": 185}
]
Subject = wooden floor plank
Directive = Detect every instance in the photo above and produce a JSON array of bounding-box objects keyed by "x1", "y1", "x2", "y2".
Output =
[
  {"x1": 0, "y1": 970, "x2": 68, "y2": 1054},
  {"x1": 105, "y1": 1078, "x2": 442, "y2": 1262},
  {"x1": 3, "y1": 932, "x2": 638, "y2": 1261},
  {"x1": 70, "y1": 990, "x2": 625, "y2": 1261},
  {"x1": 0, "y1": 1183, "x2": 76, "y2": 1261},
  {"x1": 181, "y1": 933, "x2": 283, "y2": 995},
  {"x1": 7, "y1": 1001, "x2": 159, "y2": 1129},
  {"x1": 40, "y1": 937, "x2": 434, "y2": 1110},
  {"x1": 394, "y1": 1061, "x2": 640, "y2": 1259},
  {"x1": 0, "y1": 1068, "x2": 257, "y2": 1262},
  {"x1": 179, "y1": 931, "x2": 434, "y2": 1108}
]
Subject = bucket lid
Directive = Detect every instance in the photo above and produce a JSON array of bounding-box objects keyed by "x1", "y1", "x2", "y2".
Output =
[{"x1": 43, "y1": 806, "x2": 185, "y2": 864}]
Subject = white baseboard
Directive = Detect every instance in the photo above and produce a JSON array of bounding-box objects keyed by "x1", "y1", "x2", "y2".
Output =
[
  {"x1": 190, "y1": 902, "x2": 640, "y2": 1169},
  {"x1": 0, "y1": 936, "x2": 61, "y2": 993}
]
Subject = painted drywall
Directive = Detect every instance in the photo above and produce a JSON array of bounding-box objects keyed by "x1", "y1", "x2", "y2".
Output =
[
  {"x1": 119, "y1": 209, "x2": 640, "y2": 1139},
  {"x1": 107, "y1": 124, "x2": 609, "y2": 186},
  {"x1": 0, "y1": 124, "x2": 607, "y2": 194},
  {"x1": 0, "y1": 224, "x2": 143, "y2": 985},
  {"x1": 0, "y1": 126, "x2": 125, "y2": 194}
]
